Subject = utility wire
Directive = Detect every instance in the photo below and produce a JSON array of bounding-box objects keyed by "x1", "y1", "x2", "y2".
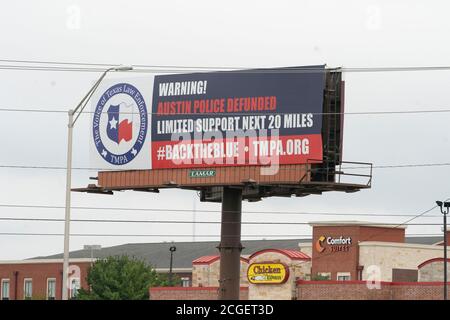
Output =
[
  {"x1": 0, "y1": 203, "x2": 444, "y2": 218},
  {"x1": 0, "y1": 232, "x2": 309, "y2": 238},
  {"x1": 0, "y1": 162, "x2": 449, "y2": 171},
  {"x1": 3, "y1": 59, "x2": 450, "y2": 73},
  {"x1": 0, "y1": 232, "x2": 443, "y2": 238},
  {"x1": 0, "y1": 202, "x2": 443, "y2": 259},
  {"x1": 0, "y1": 59, "x2": 114, "y2": 68},
  {"x1": 0, "y1": 216, "x2": 444, "y2": 226},
  {"x1": 2, "y1": 107, "x2": 450, "y2": 116}
]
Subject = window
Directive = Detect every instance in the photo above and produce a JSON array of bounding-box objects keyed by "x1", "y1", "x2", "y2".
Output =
[
  {"x1": 69, "y1": 278, "x2": 80, "y2": 299},
  {"x1": 317, "y1": 272, "x2": 331, "y2": 280},
  {"x1": 1, "y1": 279, "x2": 10, "y2": 300},
  {"x1": 392, "y1": 268, "x2": 418, "y2": 282},
  {"x1": 24, "y1": 279, "x2": 32, "y2": 299},
  {"x1": 337, "y1": 272, "x2": 351, "y2": 281},
  {"x1": 47, "y1": 278, "x2": 56, "y2": 300},
  {"x1": 181, "y1": 277, "x2": 190, "y2": 287}
]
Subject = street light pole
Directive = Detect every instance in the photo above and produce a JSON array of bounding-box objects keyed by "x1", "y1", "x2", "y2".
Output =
[
  {"x1": 62, "y1": 66, "x2": 133, "y2": 300},
  {"x1": 445, "y1": 208, "x2": 448, "y2": 301},
  {"x1": 62, "y1": 110, "x2": 74, "y2": 301},
  {"x1": 436, "y1": 200, "x2": 449, "y2": 301},
  {"x1": 169, "y1": 246, "x2": 176, "y2": 286}
]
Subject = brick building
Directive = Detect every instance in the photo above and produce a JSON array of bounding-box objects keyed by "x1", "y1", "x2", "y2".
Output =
[
  {"x1": 188, "y1": 221, "x2": 450, "y2": 288},
  {"x1": 0, "y1": 239, "x2": 304, "y2": 300},
  {"x1": 1, "y1": 220, "x2": 449, "y2": 300},
  {"x1": 154, "y1": 221, "x2": 450, "y2": 300},
  {"x1": 0, "y1": 259, "x2": 91, "y2": 300},
  {"x1": 307, "y1": 221, "x2": 450, "y2": 282}
]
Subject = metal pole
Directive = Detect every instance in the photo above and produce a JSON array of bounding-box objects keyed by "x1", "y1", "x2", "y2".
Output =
[
  {"x1": 169, "y1": 251, "x2": 173, "y2": 286},
  {"x1": 62, "y1": 110, "x2": 74, "y2": 300},
  {"x1": 60, "y1": 66, "x2": 131, "y2": 300},
  {"x1": 218, "y1": 187, "x2": 243, "y2": 300},
  {"x1": 444, "y1": 209, "x2": 448, "y2": 300},
  {"x1": 168, "y1": 245, "x2": 176, "y2": 286},
  {"x1": 193, "y1": 200, "x2": 196, "y2": 242}
]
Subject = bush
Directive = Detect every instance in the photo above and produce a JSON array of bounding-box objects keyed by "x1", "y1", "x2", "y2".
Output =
[{"x1": 77, "y1": 255, "x2": 160, "y2": 300}]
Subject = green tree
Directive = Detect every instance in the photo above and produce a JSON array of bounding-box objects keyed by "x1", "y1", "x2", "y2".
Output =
[
  {"x1": 311, "y1": 274, "x2": 331, "y2": 281},
  {"x1": 157, "y1": 273, "x2": 181, "y2": 287},
  {"x1": 77, "y1": 255, "x2": 160, "y2": 300}
]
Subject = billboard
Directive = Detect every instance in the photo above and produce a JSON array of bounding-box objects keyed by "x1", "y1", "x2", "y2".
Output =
[{"x1": 90, "y1": 66, "x2": 325, "y2": 170}]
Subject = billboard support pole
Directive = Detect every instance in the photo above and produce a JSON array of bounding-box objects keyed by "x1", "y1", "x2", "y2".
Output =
[
  {"x1": 436, "y1": 200, "x2": 449, "y2": 300},
  {"x1": 218, "y1": 187, "x2": 243, "y2": 300}
]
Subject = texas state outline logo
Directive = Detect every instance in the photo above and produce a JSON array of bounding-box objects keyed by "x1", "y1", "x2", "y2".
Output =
[{"x1": 92, "y1": 83, "x2": 148, "y2": 165}]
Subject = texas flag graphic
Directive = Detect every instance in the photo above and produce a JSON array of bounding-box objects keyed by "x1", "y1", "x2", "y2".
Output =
[{"x1": 106, "y1": 104, "x2": 133, "y2": 144}]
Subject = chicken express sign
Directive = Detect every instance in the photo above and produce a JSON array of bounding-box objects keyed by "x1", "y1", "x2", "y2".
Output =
[{"x1": 247, "y1": 263, "x2": 289, "y2": 284}]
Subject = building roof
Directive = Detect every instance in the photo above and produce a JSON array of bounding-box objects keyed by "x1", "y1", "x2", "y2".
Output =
[
  {"x1": 192, "y1": 255, "x2": 249, "y2": 265},
  {"x1": 30, "y1": 236, "x2": 443, "y2": 270},
  {"x1": 404, "y1": 236, "x2": 442, "y2": 245},
  {"x1": 249, "y1": 248, "x2": 310, "y2": 261},
  {"x1": 192, "y1": 255, "x2": 220, "y2": 265},
  {"x1": 418, "y1": 258, "x2": 450, "y2": 269},
  {"x1": 275, "y1": 249, "x2": 310, "y2": 260},
  {"x1": 0, "y1": 258, "x2": 93, "y2": 265},
  {"x1": 31, "y1": 238, "x2": 307, "y2": 270}
]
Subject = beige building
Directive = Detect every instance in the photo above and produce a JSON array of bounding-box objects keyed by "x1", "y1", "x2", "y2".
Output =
[
  {"x1": 358, "y1": 241, "x2": 450, "y2": 282},
  {"x1": 192, "y1": 255, "x2": 249, "y2": 287},
  {"x1": 190, "y1": 221, "x2": 450, "y2": 300},
  {"x1": 247, "y1": 249, "x2": 310, "y2": 300},
  {"x1": 419, "y1": 258, "x2": 450, "y2": 281},
  {"x1": 192, "y1": 249, "x2": 311, "y2": 300}
]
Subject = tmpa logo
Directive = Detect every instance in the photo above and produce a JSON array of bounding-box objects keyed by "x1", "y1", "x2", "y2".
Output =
[
  {"x1": 93, "y1": 83, "x2": 148, "y2": 165},
  {"x1": 315, "y1": 235, "x2": 352, "y2": 253}
]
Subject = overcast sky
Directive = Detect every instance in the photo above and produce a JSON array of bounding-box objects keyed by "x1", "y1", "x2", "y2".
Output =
[{"x1": 1, "y1": 0, "x2": 450, "y2": 260}]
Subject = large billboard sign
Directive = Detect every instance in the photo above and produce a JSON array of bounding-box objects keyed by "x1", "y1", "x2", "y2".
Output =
[{"x1": 90, "y1": 66, "x2": 325, "y2": 170}]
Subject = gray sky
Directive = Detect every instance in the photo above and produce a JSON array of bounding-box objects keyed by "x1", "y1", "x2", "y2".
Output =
[{"x1": 1, "y1": 0, "x2": 450, "y2": 260}]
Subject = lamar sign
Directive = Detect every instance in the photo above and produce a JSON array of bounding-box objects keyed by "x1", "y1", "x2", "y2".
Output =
[
  {"x1": 247, "y1": 263, "x2": 289, "y2": 284},
  {"x1": 189, "y1": 169, "x2": 216, "y2": 178}
]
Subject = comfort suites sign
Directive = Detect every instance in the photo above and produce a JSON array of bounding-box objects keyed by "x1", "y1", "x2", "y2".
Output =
[{"x1": 315, "y1": 235, "x2": 353, "y2": 253}]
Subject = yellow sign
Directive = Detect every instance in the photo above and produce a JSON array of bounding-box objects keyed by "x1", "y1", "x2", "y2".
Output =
[{"x1": 247, "y1": 263, "x2": 289, "y2": 284}]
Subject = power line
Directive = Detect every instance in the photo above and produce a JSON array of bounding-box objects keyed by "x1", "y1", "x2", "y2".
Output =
[
  {"x1": 0, "y1": 108, "x2": 67, "y2": 113},
  {"x1": 0, "y1": 65, "x2": 107, "y2": 73},
  {"x1": 0, "y1": 216, "x2": 444, "y2": 226},
  {"x1": 0, "y1": 232, "x2": 443, "y2": 238},
  {"x1": 0, "y1": 203, "x2": 444, "y2": 218},
  {"x1": 391, "y1": 205, "x2": 438, "y2": 229},
  {"x1": 0, "y1": 58, "x2": 237, "y2": 70},
  {"x1": 0, "y1": 59, "x2": 113, "y2": 68},
  {"x1": 1, "y1": 162, "x2": 450, "y2": 171},
  {"x1": 2, "y1": 106, "x2": 450, "y2": 116},
  {"x1": 3, "y1": 59, "x2": 450, "y2": 73},
  {"x1": 0, "y1": 232, "x2": 305, "y2": 238}
]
